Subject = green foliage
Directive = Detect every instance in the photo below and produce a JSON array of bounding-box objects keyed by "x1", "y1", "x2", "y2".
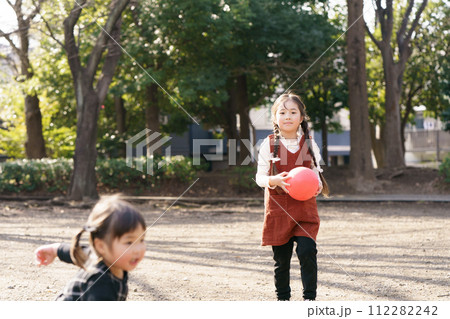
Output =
[
  {"x1": 116, "y1": 0, "x2": 340, "y2": 135},
  {"x1": 0, "y1": 80, "x2": 26, "y2": 158},
  {"x1": 96, "y1": 155, "x2": 201, "y2": 189},
  {"x1": 438, "y1": 157, "x2": 450, "y2": 183},
  {"x1": 0, "y1": 79, "x2": 77, "y2": 159},
  {"x1": 0, "y1": 126, "x2": 26, "y2": 159},
  {"x1": 401, "y1": 0, "x2": 450, "y2": 122},
  {"x1": 96, "y1": 130, "x2": 127, "y2": 159},
  {"x1": 366, "y1": 0, "x2": 450, "y2": 130},
  {"x1": 0, "y1": 155, "x2": 204, "y2": 194},
  {"x1": 44, "y1": 126, "x2": 76, "y2": 158},
  {"x1": 95, "y1": 158, "x2": 150, "y2": 190},
  {"x1": 159, "y1": 155, "x2": 201, "y2": 183},
  {"x1": 227, "y1": 165, "x2": 259, "y2": 192},
  {"x1": 1, "y1": 0, "x2": 343, "y2": 162},
  {"x1": 0, "y1": 159, "x2": 72, "y2": 193}
]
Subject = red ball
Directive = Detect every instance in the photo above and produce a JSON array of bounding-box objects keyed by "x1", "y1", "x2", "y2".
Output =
[{"x1": 285, "y1": 167, "x2": 319, "y2": 201}]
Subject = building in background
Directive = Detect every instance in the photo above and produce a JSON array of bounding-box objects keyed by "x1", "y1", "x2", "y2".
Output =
[
  {"x1": 404, "y1": 106, "x2": 450, "y2": 165},
  {"x1": 250, "y1": 106, "x2": 351, "y2": 167},
  {"x1": 250, "y1": 104, "x2": 449, "y2": 168}
]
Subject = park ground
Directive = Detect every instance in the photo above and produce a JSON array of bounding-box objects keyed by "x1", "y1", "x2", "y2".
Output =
[{"x1": 0, "y1": 198, "x2": 448, "y2": 301}]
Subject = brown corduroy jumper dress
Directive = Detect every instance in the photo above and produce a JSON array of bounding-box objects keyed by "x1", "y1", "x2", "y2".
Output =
[{"x1": 261, "y1": 134, "x2": 320, "y2": 246}]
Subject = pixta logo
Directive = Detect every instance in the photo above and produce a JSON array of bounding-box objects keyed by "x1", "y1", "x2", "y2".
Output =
[
  {"x1": 126, "y1": 130, "x2": 325, "y2": 175},
  {"x1": 125, "y1": 129, "x2": 171, "y2": 175}
]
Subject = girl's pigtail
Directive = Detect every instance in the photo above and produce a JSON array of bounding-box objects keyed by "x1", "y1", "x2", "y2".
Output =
[
  {"x1": 70, "y1": 229, "x2": 88, "y2": 269},
  {"x1": 273, "y1": 123, "x2": 281, "y2": 159},
  {"x1": 271, "y1": 123, "x2": 281, "y2": 176},
  {"x1": 318, "y1": 170, "x2": 330, "y2": 197},
  {"x1": 300, "y1": 121, "x2": 330, "y2": 197}
]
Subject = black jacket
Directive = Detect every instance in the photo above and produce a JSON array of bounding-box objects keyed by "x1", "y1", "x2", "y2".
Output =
[{"x1": 55, "y1": 243, "x2": 128, "y2": 301}]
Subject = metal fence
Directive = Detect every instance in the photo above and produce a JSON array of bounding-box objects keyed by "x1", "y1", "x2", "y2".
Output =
[{"x1": 404, "y1": 129, "x2": 450, "y2": 161}]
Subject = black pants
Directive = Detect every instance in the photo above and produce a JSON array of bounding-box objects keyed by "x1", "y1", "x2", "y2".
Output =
[{"x1": 272, "y1": 236, "x2": 317, "y2": 300}]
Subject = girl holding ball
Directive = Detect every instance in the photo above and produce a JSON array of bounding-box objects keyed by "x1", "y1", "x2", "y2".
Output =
[{"x1": 256, "y1": 92, "x2": 329, "y2": 301}]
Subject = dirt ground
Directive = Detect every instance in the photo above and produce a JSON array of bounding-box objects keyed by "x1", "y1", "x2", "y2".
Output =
[{"x1": 0, "y1": 198, "x2": 448, "y2": 301}]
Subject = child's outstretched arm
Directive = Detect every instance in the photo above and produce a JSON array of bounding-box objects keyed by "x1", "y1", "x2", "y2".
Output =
[
  {"x1": 34, "y1": 243, "x2": 61, "y2": 266},
  {"x1": 35, "y1": 242, "x2": 90, "y2": 266}
]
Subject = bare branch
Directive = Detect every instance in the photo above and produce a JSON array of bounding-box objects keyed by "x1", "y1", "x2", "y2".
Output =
[
  {"x1": 39, "y1": 13, "x2": 65, "y2": 48},
  {"x1": 365, "y1": 21, "x2": 382, "y2": 50},
  {"x1": 374, "y1": 0, "x2": 390, "y2": 43},
  {"x1": 398, "y1": 0, "x2": 428, "y2": 68},
  {"x1": 385, "y1": 0, "x2": 394, "y2": 43},
  {"x1": 5, "y1": 0, "x2": 16, "y2": 10},
  {"x1": 64, "y1": 1, "x2": 86, "y2": 32},
  {"x1": 14, "y1": 0, "x2": 24, "y2": 21},
  {"x1": 375, "y1": 0, "x2": 384, "y2": 27},
  {"x1": 0, "y1": 51, "x2": 19, "y2": 76},
  {"x1": 397, "y1": 0, "x2": 415, "y2": 46},
  {"x1": 96, "y1": 18, "x2": 123, "y2": 102},
  {"x1": 410, "y1": 84, "x2": 423, "y2": 98},
  {"x1": 0, "y1": 27, "x2": 29, "y2": 38},
  {"x1": 0, "y1": 29, "x2": 21, "y2": 56},
  {"x1": 375, "y1": 0, "x2": 382, "y2": 10},
  {"x1": 86, "y1": 0, "x2": 130, "y2": 79},
  {"x1": 63, "y1": 0, "x2": 87, "y2": 78}
]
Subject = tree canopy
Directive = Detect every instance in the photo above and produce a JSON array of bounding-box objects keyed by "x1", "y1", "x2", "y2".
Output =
[{"x1": 0, "y1": 0, "x2": 448, "y2": 197}]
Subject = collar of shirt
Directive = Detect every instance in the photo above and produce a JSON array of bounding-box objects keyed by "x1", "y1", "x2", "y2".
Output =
[
  {"x1": 278, "y1": 131, "x2": 302, "y2": 142},
  {"x1": 279, "y1": 135, "x2": 300, "y2": 142},
  {"x1": 278, "y1": 133, "x2": 301, "y2": 151}
]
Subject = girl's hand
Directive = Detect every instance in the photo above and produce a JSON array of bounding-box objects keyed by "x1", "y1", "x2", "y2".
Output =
[
  {"x1": 34, "y1": 243, "x2": 61, "y2": 266},
  {"x1": 269, "y1": 171, "x2": 290, "y2": 193}
]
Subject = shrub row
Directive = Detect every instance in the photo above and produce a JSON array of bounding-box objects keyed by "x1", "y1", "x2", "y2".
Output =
[
  {"x1": 226, "y1": 165, "x2": 259, "y2": 192},
  {"x1": 438, "y1": 157, "x2": 450, "y2": 183},
  {"x1": 0, "y1": 155, "x2": 204, "y2": 194}
]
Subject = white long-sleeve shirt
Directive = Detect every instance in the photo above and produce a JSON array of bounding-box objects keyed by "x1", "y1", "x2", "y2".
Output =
[{"x1": 255, "y1": 134, "x2": 323, "y2": 190}]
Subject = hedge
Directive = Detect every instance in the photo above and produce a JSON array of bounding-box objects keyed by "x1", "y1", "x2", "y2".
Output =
[{"x1": 0, "y1": 155, "x2": 204, "y2": 194}]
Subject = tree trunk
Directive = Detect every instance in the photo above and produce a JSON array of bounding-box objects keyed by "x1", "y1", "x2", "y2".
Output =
[
  {"x1": 114, "y1": 95, "x2": 126, "y2": 134},
  {"x1": 346, "y1": 0, "x2": 375, "y2": 186},
  {"x1": 400, "y1": 97, "x2": 411, "y2": 156},
  {"x1": 222, "y1": 100, "x2": 238, "y2": 141},
  {"x1": 12, "y1": 1, "x2": 47, "y2": 159},
  {"x1": 114, "y1": 95, "x2": 126, "y2": 157},
  {"x1": 145, "y1": 83, "x2": 162, "y2": 155},
  {"x1": 24, "y1": 94, "x2": 46, "y2": 158},
  {"x1": 69, "y1": 87, "x2": 100, "y2": 199},
  {"x1": 223, "y1": 82, "x2": 239, "y2": 164},
  {"x1": 382, "y1": 57, "x2": 405, "y2": 168},
  {"x1": 365, "y1": 0, "x2": 428, "y2": 169},
  {"x1": 236, "y1": 75, "x2": 251, "y2": 165},
  {"x1": 65, "y1": 0, "x2": 129, "y2": 200}
]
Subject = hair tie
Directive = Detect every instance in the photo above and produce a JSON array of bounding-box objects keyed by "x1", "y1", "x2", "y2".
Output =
[{"x1": 83, "y1": 225, "x2": 97, "y2": 232}]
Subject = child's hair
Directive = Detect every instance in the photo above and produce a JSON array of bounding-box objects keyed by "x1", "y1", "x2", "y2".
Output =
[
  {"x1": 71, "y1": 194, "x2": 146, "y2": 268},
  {"x1": 271, "y1": 92, "x2": 329, "y2": 196}
]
